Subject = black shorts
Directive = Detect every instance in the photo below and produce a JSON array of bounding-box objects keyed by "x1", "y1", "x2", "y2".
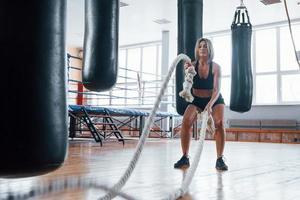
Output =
[{"x1": 190, "y1": 94, "x2": 225, "y2": 110}]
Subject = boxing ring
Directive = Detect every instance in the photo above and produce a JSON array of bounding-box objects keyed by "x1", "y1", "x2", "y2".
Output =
[
  {"x1": 68, "y1": 104, "x2": 179, "y2": 146},
  {"x1": 67, "y1": 52, "x2": 180, "y2": 146}
]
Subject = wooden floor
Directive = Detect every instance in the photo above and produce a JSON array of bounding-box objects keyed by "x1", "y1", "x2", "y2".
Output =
[{"x1": 1, "y1": 138, "x2": 300, "y2": 200}]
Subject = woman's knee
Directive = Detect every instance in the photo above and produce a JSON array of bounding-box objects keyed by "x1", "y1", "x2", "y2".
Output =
[
  {"x1": 214, "y1": 119, "x2": 225, "y2": 131},
  {"x1": 182, "y1": 116, "x2": 194, "y2": 130},
  {"x1": 182, "y1": 105, "x2": 198, "y2": 130}
]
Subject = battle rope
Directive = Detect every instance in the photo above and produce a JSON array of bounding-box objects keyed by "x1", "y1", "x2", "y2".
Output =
[
  {"x1": 166, "y1": 111, "x2": 214, "y2": 199},
  {"x1": 178, "y1": 64, "x2": 197, "y2": 103},
  {"x1": 98, "y1": 54, "x2": 191, "y2": 200},
  {"x1": 168, "y1": 62, "x2": 215, "y2": 199},
  {"x1": 3, "y1": 54, "x2": 213, "y2": 200},
  {"x1": 1, "y1": 177, "x2": 137, "y2": 200}
]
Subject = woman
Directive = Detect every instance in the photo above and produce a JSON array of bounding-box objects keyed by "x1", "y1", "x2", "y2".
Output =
[{"x1": 174, "y1": 38, "x2": 228, "y2": 171}]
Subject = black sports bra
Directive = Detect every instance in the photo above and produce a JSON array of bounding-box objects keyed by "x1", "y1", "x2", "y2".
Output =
[{"x1": 192, "y1": 61, "x2": 214, "y2": 90}]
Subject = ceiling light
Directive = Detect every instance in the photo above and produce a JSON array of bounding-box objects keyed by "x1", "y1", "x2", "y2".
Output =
[
  {"x1": 120, "y1": 1, "x2": 129, "y2": 7},
  {"x1": 153, "y1": 19, "x2": 171, "y2": 24},
  {"x1": 260, "y1": 0, "x2": 281, "y2": 5}
]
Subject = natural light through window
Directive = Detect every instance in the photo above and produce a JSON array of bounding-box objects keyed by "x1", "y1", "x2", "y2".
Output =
[
  {"x1": 213, "y1": 35, "x2": 231, "y2": 76},
  {"x1": 280, "y1": 25, "x2": 300, "y2": 71},
  {"x1": 256, "y1": 74, "x2": 277, "y2": 104},
  {"x1": 256, "y1": 29, "x2": 277, "y2": 73},
  {"x1": 127, "y1": 48, "x2": 141, "y2": 71},
  {"x1": 221, "y1": 77, "x2": 231, "y2": 105},
  {"x1": 142, "y1": 46, "x2": 157, "y2": 81},
  {"x1": 281, "y1": 74, "x2": 300, "y2": 102}
]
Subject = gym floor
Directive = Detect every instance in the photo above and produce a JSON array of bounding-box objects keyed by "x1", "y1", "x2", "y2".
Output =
[{"x1": 1, "y1": 139, "x2": 300, "y2": 200}]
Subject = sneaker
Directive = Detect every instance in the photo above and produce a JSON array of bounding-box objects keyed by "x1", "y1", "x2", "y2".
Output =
[
  {"x1": 174, "y1": 155, "x2": 190, "y2": 169},
  {"x1": 215, "y1": 156, "x2": 228, "y2": 171}
]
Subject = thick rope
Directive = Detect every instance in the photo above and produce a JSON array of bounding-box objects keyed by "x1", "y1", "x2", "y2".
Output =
[
  {"x1": 1, "y1": 176, "x2": 137, "y2": 200},
  {"x1": 166, "y1": 111, "x2": 214, "y2": 200},
  {"x1": 98, "y1": 54, "x2": 192, "y2": 200},
  {"x1": 168, "y1": 63, "x2": 215, "y2": 199},
  {"x1": 2, "y1": 54, "x2": 192, "y2": 200},
  {"x1": 179, "y1": 65, "x2": 196, "y2": 103}
]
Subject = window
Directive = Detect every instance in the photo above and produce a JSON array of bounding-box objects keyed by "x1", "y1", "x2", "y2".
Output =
[
  {"x1": 119, "y1": 42, "x2": 162, "y2": 107},
  {"x1": 142, "y1": 46, "x2": 157, "y2": 81},
  {"x1": 208, "y1": 23, "x2": 300, "y2": 106},
  {"x1": 256, "y1": 74, "x2": 277, "y2": 104},
  {"x1": 213, "y1": 35, "x2": 231, "y2": 76},
  {"x1": 221, "y1": 77, "x2": 231, "y2": 104},
  {"x1": 97, "y1": 91, "x2": 110, "y2": 106},
  {"x1": 281, "y1": 74, "x2": 300, "y2": 102},
  {"x1": 280, "y1": 25, "x2": 300, "y2": 71},
  {"x1": 127, "y1": 48, "x2": 141, "y2": 71},
  {"x1": 126, "y1": 83, "x2": 139, "y2": 106},
  {"x1": 119, "y1": 49, "x2": 126, "y2": 68},
  {"x1": 256, "y1": 29, "x2": 277, "y2": 73},
  {"x1": 111, "y1": 87, "x2": 125, "y2": 105},
  {"x1": 142, "y1": 82, "x2": 156, "y2": 105},
  {"x1": 213, "y1": 35, "x2": 232, "y2": 105}
]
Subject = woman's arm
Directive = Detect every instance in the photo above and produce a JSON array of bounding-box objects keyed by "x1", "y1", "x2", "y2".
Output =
[{"x1": 205, "y1": 63, "x2": 221, "y2": 113}]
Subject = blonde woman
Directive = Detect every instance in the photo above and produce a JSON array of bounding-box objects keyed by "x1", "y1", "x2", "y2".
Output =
[{"x1": 174, "y1": 38, "x2": 228, "y2": 171}]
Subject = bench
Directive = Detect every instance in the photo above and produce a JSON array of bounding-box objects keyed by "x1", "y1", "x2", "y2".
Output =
[{"x1": 225, "y1": 119, "x2": 300, "y2": 143}]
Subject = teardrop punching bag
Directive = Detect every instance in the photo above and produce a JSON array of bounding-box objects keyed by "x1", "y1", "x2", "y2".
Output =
[
  {"x1": 83, "y1": 0, "x2": 119, "y2": 91},
  {"x1": 176, "y1": 0, "x2": 203, "y2": 115},
  {"x1": 0, "y1": 1, "x2": 68, "y2": 177},
  {"x1": 230, "y1": 5, "x2": 253, "y2": 112}
]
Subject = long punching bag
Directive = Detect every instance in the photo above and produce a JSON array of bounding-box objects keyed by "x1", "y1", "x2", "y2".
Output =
[
  {"x1": 0, "y1": 1, "x2": 68, "y2": 177},
  {"x1": 230, "y1": 4, "x2": 253, "y2": 112},
  {"x1": 83, "y1": 0, "x2": 119, "y2": 91},
  {"x1": 176, "y1": 0, "x2": 203, "y2": 115}
]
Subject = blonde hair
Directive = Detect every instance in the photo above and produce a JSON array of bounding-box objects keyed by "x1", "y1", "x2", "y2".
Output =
[{"x1": 194, "y1": 38, "x2": 214, "y2": 62}]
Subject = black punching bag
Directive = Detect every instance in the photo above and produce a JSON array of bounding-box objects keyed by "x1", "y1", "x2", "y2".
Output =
[
  {"x1": 83, "y1": 0, "x2": 119, "y2": 91},
  {"x1": 230, "y1": 5, "x2": 253, "y2": 112},
  {"x1": 176, "y1": 0, "x2": 203, "y2": 115},
  {"x1": 0, "y1": 1, "x2": 68, "y2": 178}
]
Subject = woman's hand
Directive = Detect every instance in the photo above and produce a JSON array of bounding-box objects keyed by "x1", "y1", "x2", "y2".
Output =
[{"x1": 184, "y1": 61, "x2": 192, "y2": 69}]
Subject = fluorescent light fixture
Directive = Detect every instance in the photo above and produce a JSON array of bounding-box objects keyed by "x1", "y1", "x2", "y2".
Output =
[
  {"x1": 120, "y1": 1, "x2": 129, "y2": 7},
  {"x1": 153, "y1": 18, "x2": 171, "y2": 24},
  {"x1": 260, "y1": 0, "x2": 281, "y2": 5}
]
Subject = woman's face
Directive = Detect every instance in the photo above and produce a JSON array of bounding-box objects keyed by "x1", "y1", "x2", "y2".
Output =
[{"x1": 198, "y1": 40, "x2": 209, "y2": 59}]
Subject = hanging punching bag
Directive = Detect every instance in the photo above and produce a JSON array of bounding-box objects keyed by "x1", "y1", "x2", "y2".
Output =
[
  {"x1": 83, "y1": 0, "x2": 119, "y2": 91},
  {"x1": 230, "y1": 4, "x2": 253, "y2": 112},
  {"x1": 176, "y1": 0, "x2": 203, "y2": 115},
  {"x1": 0, "y1": 1, "x2": 68, "y2": 177}
]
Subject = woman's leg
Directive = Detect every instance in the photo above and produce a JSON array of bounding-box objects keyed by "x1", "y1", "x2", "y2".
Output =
[
  {"x1": 181, "y1": 104, "x2": 199, "y2": 155},
  {"x1": 212, "y1": 103, "x2": 228, "y2": 170},
  {"x1": 174, "y1": 104, "x2": 199, "y2": 168},
  {"x1": 212, "y1": 104, "x2": 225, "y2": 157}
]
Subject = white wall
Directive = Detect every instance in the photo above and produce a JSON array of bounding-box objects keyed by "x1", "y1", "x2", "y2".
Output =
[{"x1": 224, "y1": 105, "x2": 300, "y2": 127}]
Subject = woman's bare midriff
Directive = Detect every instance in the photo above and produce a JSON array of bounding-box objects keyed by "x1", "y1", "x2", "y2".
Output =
[{"x1": 192, "y1": 88, "x2": 212, "y2": 98}]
